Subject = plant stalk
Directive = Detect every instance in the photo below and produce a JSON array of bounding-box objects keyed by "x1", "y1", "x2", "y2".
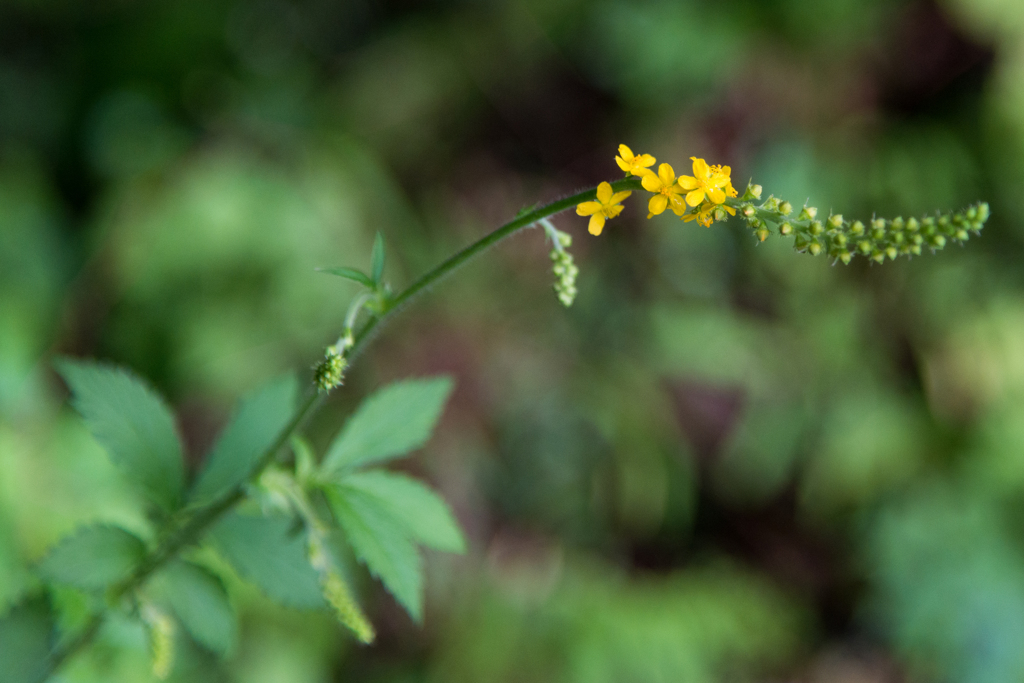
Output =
[{"x1": 39, "y1": 175, "x2": 641, "y2": 681}]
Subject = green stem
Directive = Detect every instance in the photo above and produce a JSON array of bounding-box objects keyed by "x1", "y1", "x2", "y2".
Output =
[
  {"x1": 348, "y1": 176, "x2": 642, "y2": 360},
  {"x1": 39, "y1": 175, "x2": 640, "y2": 680}
]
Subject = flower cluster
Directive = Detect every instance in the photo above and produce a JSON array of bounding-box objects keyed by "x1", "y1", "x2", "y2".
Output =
[
  {"x1": 577, "y1": 145, "x2": 739, "y2": 234},
  {"x1": 574, "y1": 144, "x2": 990, "y2": 264}
]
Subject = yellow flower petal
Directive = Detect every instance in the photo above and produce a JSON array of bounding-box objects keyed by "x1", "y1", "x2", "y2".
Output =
[
  {"x1": 691, "y1": 157, "x2": 710, "y2": 178},
  {"x1": 588, "y1": 214, "x2": 606, "y2": 235},
  {"x1": 637, "y1": 154, "x2": 655, "y2": 167},
  {"x1": 596, "y1": 182, "x2": 613, "y2": 203},
  {"x1": 641, "y1": 173, "x2": 662, "y2": 192},
  {"x1": 610, "y1": 190, "x2": 633, "y2": 204},
  {"x1": 678, "y1": 176, "x2": 699, "y2": 190},
  {"x1": 609, "y1": 204, "x2": 624, "y2": 218},
  {"x1": 708, "y1": 188, "x2": 726, "y2": 204},
  {"x1": 649, "y1": 194, "x2": 668, "y2": 216},
  {"x1": 685, "y1": 189, "x2": 705, "y2": 207},
  {"x1": 669, "y1": 195, "x2": 687, "y2": 216},
  {"x1": 658, "y1": 163, "x2": 675, "y2": 185},
  {"x1": 615, "y1": 157, "x2": 631, "y2": 172},
  {"x1": 618, "y1": 144, "x2": 634, "y2": 161},
  {"x1": 577, "y1": 201, "x2": 601, "y2": 216}
]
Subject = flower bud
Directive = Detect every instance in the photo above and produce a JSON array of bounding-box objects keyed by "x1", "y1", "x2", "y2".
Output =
[
  {"x1": 955, "y1": 229, "x2": 969, "y2": 241},
  {"x1": 885, "y1": 246, "x2": 898, "y2": 260},
  {"x1": 858, "y1": 240, "x2": 872, "y2": 255},
  {"x1": 906, "y1": 217, "x2": 919, "y2": 232},
  {"x1": 779, "y1": 222, "x2": 794, "y2": 235},
  {"x1": 742, "y1": 204, "x2": 756, "y2": 217},
  {"x1": 743, "y1": 184, "x2": 763, "y2": 200},
  {"x1": 755, "y1": 228, "x2": 770, "y2": 242},
  {"x1": 871, "y1": 249, "x2": 885, "y2": 264},
  {"x1": 838, "y1": 250, "x2": 853, "y2": 265},
  {"x1": 808, "y1": 240, "x2": 822, "y2": 256},
  {"x1": 798, "y1": 206, "x2": 817, "y2": 221},
  {"x1": 890, "y1": 217, "x2": 905, "y2": 231},
  {"x1": 977, "y1": 202, "x2": 990, "y2": 222},
  {"x1": 828, "y1": 214, "x2": 844, "y2": 229},
  {"x1": 809, "y1": 220, "x2": 824, "y2": 236},
  {"x1": 833, "y1": 233, "x2": 848, "y2": 247},
  {"x1": 779, "y1": 201, "x2": 794, "y2": 216},
  {"x1": 931, "y1": 234, "x2": 947, "y2": 249},
  {"x1": 850, "y1": 220, "x2": 865, "y2": 236}
]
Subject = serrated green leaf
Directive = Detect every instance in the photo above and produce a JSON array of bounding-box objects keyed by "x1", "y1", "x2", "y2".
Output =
[
  {"x1": 209, "y1": 513, "x2": 324, "y2": 609},
  {"x1": 370, "y1": 232, "x2": 386, "y2": 283},
  {"x1": 55, "y1": 359, "x2": 184, "y2": 510},
  {"x1": 327, "y1": 485, "x2": 423, "y2": 622},
  {"x1": 151, "y1": 561, "x2": 236, "y2": 655},
  {"x1": 36, "y1": 525, "x2": 146, "y2": 590},
  {"x1": 340, "y1": 471, "x2": 465, "y2": 553},
  {"x1": 317, "y1": 266, "x2": 375, "y2": 288},
  {"x1": 0, "y1": 595, "x2": 56, "y2": 683},
  {"x1": 321, "y1": 377, "x2": 454, "y2": 473},
  {"x1": 190, "y1": 375, "x2": 297, "y2": 505}
]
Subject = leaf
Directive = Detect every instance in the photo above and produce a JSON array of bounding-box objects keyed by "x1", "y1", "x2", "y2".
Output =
[
  {"x1": 209, "y1": 513, "x2": 324, "y2": 609},
  {"x1": 321, "y1": 377, "x2": 454, "y2": 473},
  {"x1": 0, "y1": 595, "x2": 56, "y2": 683},
  {"x1": 340, "y1": 471, "x2": 465, "y2": 553},
  {"x1": 55, "y1": 359, "x2": 185, "y2": 510},
  {"x1": 36, "y1": 525, "x2": 146, "y2": 590},
  {"x1": 370, "y1": 232, "x2": 386, "y2": 283},
  {"x1": 190, "y1": 375, "x2": 298, "y2": 505},
  {"x1": 317, "y1": 266, "x2": 375, "y2": 288},
  {"x1": 151, "y1": 561, "x2": 236, "y2": 655},
  {"x1": 327, "y1": 485, "x2": 423, "y2": 622}
]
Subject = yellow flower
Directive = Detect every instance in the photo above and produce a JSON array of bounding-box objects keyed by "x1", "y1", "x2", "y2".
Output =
[
  {"x1": 641, "y1": 163, "x2": 686, "y2": 218},
  {"x1": 710, "y1": 164, "x2": 738, "y2": 198},
  {"x1": 682, "y1": 201, "x2": 736, "y2": 227},
  {"x1": 576, "y1": 181, "x2": 632, "y2": 235},
  {"x1": 615, "y1": 144, "x2": 656, "y2": 176},
  {"x1": 678, "y1": 157, "x2": 731, "y2": 207}
]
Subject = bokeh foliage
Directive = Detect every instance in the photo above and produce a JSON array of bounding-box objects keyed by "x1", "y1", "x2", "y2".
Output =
[{"x1": 1, "y1": 0, "x2": 1022, "y2": 681}]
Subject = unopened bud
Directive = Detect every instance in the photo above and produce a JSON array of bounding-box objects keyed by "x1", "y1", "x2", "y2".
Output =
[
  {"x1": 850, "y1": 220, "x2": 865, "y2": 236},
  {"x1": 756, "y1": 228, "x2": 770, "y2": 242},
  {"x1": 871, "y1": 249, "x2": 885, "y2": 264},
  {"x1": 742, "y1": 204, "x2": 756, "y2": 217},
  {"x1": 809, "y1": 220, "x2": 824, "y2": 236},
  {"x1": 890, "y1": 217, "x2": 905, "y2": 231},
  {"x1": 743, "y1": 184, "x2": 763, "y2": 200},
  {"x1": 798, "y1": 206, "x2": 817, "y2": 221},
  {"x1": 931, "y1": 234, "x2": 947, "y2": 249},
  {"x1": 779, "y1": 201, "x2": 794, "y2": 215},
  {"x1": 808, "y1": 241, "x2": 823, "y2": 256},
  {"x1": 838, "y1": 251, "x2": 853, "y2": 265},
  {"x1": 858, "y1": 240, "x2": 872, "y2": 255},
  {"x1": 779, "y1": 222, "x2": 794, "y2": 235},
  {"x1": 828, "y1": 214, "x2": 844, "y2": 229},
  {"x1": 833, "y1": 233, "x2": 848, "y2": 247},
  {"x1": 905, "y1": 217, "x2": 919, "y2": 232},
  {"x1": 885, "y1": 246, "x2": 898, "y2": 260}
]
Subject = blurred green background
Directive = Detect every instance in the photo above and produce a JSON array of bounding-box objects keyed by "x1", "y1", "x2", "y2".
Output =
[{"x1": 2, "y1": 0, "x2": 1023, "y2": 680}]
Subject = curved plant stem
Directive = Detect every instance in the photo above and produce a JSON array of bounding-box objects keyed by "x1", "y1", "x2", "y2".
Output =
[{"x1": 38, "y1": 174, "x2": 642, "y2": 681}]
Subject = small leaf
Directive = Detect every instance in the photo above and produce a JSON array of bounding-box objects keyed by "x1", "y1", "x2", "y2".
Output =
[
  {"x1": 317, "y1": 267, "x2": 375, "y2": 288},
  {"x1": 190, "y1": 375, "x2": 298, "y2": 505},
  {"x1": 370, "y1": 232, "x2": 385, "y2": 283},
  {"x1": 36, "y1": 525, "x2": 146, "y2": 590},
  {"x1": 209, "y1": 513, "x2": 324, "y2": 609},
  {"x1": 0, "y1": 595, "x2": 56, "y2": 683},
  {"x1": 151, "y1": 561, "x2": 236, "y2": 655},
  {"x1": 321, "y1": 377, "x2": 454, "y2": 474},
  {"x1": 340, "y1": 471, "x2": 465, "y2": 553},
  {"x1": 55, "y1": 359, "x2": 185, "y2": 510},
  {"x1": 327, "y1": 485, "x2": 423, "y2": 622}
]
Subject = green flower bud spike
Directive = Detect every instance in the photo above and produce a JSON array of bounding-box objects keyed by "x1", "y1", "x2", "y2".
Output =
[
  {"x1": 540, "y1": 218, "x2": 578, "y2": 307},
  {"x1": 732, "y1": 198, "x2": 989, "y2": 265},
  {"x1": 142, "y1": 604, "x2": 175, "y2": 680}
]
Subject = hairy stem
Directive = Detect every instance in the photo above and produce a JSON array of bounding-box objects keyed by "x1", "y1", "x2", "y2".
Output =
[{"x1": 40, "y1": 175, "x2": 641, "y2": 681}]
